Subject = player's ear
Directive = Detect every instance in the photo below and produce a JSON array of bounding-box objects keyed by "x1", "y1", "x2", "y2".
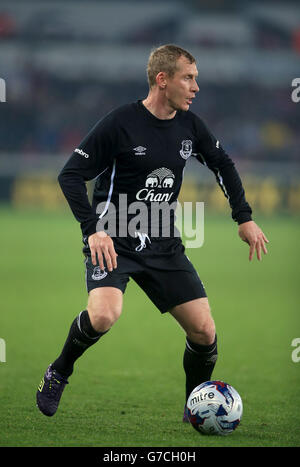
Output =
[{"x1": 156, "y1": 72, "x2": 167, "y2": 89}]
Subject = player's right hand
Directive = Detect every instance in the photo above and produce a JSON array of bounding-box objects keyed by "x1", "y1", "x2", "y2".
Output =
[{"x1": 88, "y1": 231, "x2": 118, "y2": 271}]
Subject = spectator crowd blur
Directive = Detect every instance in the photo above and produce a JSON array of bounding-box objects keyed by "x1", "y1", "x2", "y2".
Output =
[{"x1": 0, "y1": 0, "x2": 299, "y2": 163}]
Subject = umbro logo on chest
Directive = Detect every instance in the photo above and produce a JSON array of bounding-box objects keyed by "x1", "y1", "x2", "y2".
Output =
[
  {"x1": 133, "y1": 146, "x2": 147, "y2": 156},
  {"x1": 133, "y1": 140, "x2": 193, "y2": 159}
]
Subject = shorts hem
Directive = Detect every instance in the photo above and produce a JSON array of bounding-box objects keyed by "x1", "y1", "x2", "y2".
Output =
[
  {"x1": 160, "y1": 292, "x2": 207, "y2": 314},
  {"x1": 87, "y1": 283, "x2": 126, "y2": 294}
]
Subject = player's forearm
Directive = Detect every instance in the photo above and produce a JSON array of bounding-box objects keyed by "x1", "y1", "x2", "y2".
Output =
[
  {"x1": 212, "y1": 160, "x2": 252, "y2": 224},
  {"x1": 58, "y1": 170, "x2": 98, "y2": 236},
  {"x1": 195, "y1": 118, "x2": 252, "y2": 224}
]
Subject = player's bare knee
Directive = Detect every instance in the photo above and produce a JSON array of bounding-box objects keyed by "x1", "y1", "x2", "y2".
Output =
[
  {"x1": 189, "y1": 302, "x2": 215, "y2": 344},
  {"x1": 87, "y1": 302, "x2": 121, "y2": 333},
  {"x1": 188, "y1": 318, "x2": 216, "y2": 346},
  {"x1": 87, "y1": 287, "x2": 123, "y2": 332}
]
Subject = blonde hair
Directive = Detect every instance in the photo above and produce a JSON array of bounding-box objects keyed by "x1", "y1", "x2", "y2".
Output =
[{"x1": 147, "y1": 44, "x2": 196, "y2": 88}]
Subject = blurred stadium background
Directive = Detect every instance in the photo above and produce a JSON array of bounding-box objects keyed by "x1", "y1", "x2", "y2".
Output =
[{"x1": 0, "y1": 0, "x2": 299, "y2": 214}]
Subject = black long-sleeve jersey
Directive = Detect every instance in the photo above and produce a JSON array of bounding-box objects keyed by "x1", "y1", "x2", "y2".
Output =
[{"x1": 58, "y1": 100, "x2": 252, "y2": 239}]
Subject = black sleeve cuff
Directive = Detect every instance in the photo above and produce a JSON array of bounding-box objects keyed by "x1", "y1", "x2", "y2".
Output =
[
  {"x1": 235, "y1": 212, "x2": 252, "y2": 225},
  {"x1": 81, "y1": 217, "x2": 98, "y2": 237}
]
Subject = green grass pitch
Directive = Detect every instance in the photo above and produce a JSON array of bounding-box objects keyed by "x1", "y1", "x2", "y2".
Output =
[{"x1": 0, "y1": 205, "x2": 299, "y2": 447}]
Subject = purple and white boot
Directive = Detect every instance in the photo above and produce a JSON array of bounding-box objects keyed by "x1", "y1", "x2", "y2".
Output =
[
  {"x1": 36, "y1": 364, "x2": 68, "y2": 416},
  {"x1": 183, "y1": 404, "x2": 190, "y2": 423}
]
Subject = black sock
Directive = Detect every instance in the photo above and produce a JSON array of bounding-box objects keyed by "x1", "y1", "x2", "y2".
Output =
[
  {"x1": 52, "y1": 310, "x2": 108, "y2": 378},
  {"x1": 183, "y1": 335, "x2": 218, "y2": 403}
]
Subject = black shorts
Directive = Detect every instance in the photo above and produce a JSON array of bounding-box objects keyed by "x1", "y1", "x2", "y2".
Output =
[{"x1": 83, "y1": 236, "x2": 207, "y2": 314}]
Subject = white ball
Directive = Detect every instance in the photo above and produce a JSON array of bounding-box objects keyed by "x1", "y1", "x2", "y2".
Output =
[{"x1": 186, "y1": 380, "x2": 243, "y2": 436}]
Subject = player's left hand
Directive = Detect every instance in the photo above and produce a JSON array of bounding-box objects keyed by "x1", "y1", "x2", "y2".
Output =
[{"x1": 238, "y1": 220, "x2": 269, "y2": 261}]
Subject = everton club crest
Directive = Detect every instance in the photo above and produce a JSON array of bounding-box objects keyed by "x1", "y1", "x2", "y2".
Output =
[
  {"x1": 179, "y1": 140, "x2": 193, "y2": 160},
  {"x1": 92, "y1": 266, "x2": 108, "y2": 281}
]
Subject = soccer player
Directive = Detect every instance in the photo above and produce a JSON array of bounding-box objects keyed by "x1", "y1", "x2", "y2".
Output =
[{"x1": 36, "y1": 45, "x2": 268, "y2": 418}]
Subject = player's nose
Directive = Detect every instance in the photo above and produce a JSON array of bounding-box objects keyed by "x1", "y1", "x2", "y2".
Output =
[
  {"x1": 191, "y1": 79, "x2": 199, "y2": 94},
  {"x1": 193, "y1": 81, "x2": 200, "y2": 93}
]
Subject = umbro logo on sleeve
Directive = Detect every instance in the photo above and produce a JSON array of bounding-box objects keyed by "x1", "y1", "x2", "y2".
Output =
[{"x1": 75, "y1": 148, "x2": 90, "y2": 158}]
